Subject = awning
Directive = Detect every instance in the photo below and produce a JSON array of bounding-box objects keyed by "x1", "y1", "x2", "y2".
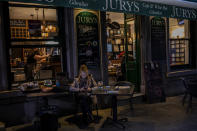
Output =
[
  {"x1": 183, "y1": 0, "x2": 197, "y2": 3},
  {"x1": 0, "y1": 0, "x2": 197, "y2": 20},
  {"x1": 140, "y1": 0, "x2": 197, "y2": 9}
]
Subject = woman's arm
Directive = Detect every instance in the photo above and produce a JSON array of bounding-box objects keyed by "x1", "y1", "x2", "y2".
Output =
[
  {"x1": 87, "y1": 75, "x2": 97, "y2": 91},
  {"x1": 91, "y1": 77, "x2": 97, "y2": 87},
  {"x1": 89, "y1": 74, "x2": 97, "y2": 87},
  {"x1": 69, "y1": 78, "x2": 79, "y2": 92},
  {"x1": 34, "y1": 54, "x2": 49, "y2": 61}
]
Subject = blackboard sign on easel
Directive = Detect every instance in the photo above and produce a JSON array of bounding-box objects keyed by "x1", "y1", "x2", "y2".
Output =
[
  {"x1": 147, "y1": 17, "x2": 166, "y2": 103},
  {"x1": 144, "y1": 62, "x2": 166, "y2": 104},
  {"x1": 151, "y1": 17, "x2": 166, "y2": 61}
]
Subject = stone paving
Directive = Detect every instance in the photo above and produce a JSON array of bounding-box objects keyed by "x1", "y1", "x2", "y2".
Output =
[
  {"x1": 7, "y1": 95, "x2": 197, "y2": 131},
  {"x1": 59, "y1": 96, "x2": 197, "y2": 131}
]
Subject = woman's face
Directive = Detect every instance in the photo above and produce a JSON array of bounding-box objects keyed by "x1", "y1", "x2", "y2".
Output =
[{"x1": 81, "y1": 71, "x2": 87, "y2": 79}]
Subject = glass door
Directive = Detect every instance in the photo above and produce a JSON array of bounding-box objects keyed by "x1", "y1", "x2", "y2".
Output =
[
  {"x1": 106, "y1": 12, "x2": 140, "y2": 91},
  {"x1": 124, "y1": 14, "x2": 140, "y2": 92}
]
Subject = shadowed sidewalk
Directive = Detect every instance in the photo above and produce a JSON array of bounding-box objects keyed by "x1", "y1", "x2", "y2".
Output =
[{"x1": 7, "y1": 95, "x2": 197, "y2": 131}]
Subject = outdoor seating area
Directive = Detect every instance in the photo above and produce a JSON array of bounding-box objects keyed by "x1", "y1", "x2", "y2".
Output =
[
  {"x1": 68, "y1": 81, "x2": 135, "y2": 129},
  {"x1": 0, "y1": 79, "x2": 134, "y2": 130},
  {"x1": 1, "y1": 75, "x2": 196, "y2": 131},
  {"x1": 5, "y1": 96, "x2": 197, "y2": 131},
  {"x1": 0, "y1": 0, "x2": 197, "y2": 131}
]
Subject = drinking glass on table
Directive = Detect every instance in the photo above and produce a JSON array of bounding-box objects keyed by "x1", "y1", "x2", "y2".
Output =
[{"x1": 98, "y1": 81, "x2": 103, "y2": 87}]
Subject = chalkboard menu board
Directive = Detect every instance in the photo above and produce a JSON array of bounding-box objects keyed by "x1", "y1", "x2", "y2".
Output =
[
  {"x1": 76, "y1": 12, "x2": 100, "y2": 69},
  {"x1": 144, "y1": 62, "x2": 166, "y2": 104},
  {"x1": 151, "y1": 17, "x2": 166, "y2": 61}
]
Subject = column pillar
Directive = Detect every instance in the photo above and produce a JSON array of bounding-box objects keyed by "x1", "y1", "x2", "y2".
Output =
[
  {"x1": 140, "y1": 16, "x2": 151, "y2": 94},
  {"x1": 100, "y1": 12, "x2": 109, "y2": 85},
  {"x1": 63, "y1": 8, "x2": 77, "y2": 80},
  {"x1": 0, "y1": 2, "x2": 9, "y2": 90}
]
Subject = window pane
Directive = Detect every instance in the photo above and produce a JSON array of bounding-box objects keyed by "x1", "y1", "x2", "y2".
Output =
[
  {"x1": 169, "y1": 18, "x2": 190, "y2": 66},
  {"x1": 9, "y1": 7, "x2": 58, "y2": 41},
  {"x1": 169, "y1": 39, "x2": 189, "y2": 66},
  {"x1": 10, "y1": 47, "x2": 62, "y2": 83},
  {"x1": 169, "y1": 18, "x2": 189, "y2": 39}
]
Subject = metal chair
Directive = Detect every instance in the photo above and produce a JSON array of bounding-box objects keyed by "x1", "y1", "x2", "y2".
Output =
[
  {"x1": 114, "y1": 81, "x2": 135, "y2": 110},
  {"x1": 181, "y1": 77, "x2": 197, "y2": 112},
  {"x1": 102, "y1": 81, "x2": 134, "y2": 129},
  {"x1": 181, "y1": 77, "x2": 189, "y2": 106}
]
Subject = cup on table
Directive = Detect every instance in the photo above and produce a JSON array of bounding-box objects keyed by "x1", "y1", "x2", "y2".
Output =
[{"x1": 98, "y1": 81, "x2": 103, "y2": 87}]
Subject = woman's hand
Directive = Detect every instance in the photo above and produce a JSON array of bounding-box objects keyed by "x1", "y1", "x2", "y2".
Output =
[
  {"x1": 87, "y1": 88, "x2": 92, "y2": 92},
  {"x1": 79, "y1": 88, "x2": 91, "y2": 92},
  {"x1": 70, "y1": 87, "x2": 79, "y2": 92},
  {"x1": 79, "y1": 88, "x2": 85, "y2": 92}
]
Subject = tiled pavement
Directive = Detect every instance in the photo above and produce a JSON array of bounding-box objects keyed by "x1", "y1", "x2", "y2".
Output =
[{"x1": 7, "y1": 96, "x2": 197, "y2": 131}]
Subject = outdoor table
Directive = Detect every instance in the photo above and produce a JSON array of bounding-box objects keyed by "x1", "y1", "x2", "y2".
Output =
[
  {"x1": 26, "y1": 91, "x2": 69, "y2": 105},
  {"x1": 25, "y1": 91, "x2": 68, "y2": 115},
  {"x1": 91, "y1": 86, "x2": 134, "y2": 129},
  {"x1": 70, "y1": 86, "x2": 134, "y2": 129},
  {"x1": 26, "y1": 92, "x2": 68, "y2": 98}
]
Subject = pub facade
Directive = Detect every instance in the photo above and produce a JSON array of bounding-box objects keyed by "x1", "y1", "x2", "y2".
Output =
[{"x1": 0, "y1": 0, "x2": 196, "y2": 126}]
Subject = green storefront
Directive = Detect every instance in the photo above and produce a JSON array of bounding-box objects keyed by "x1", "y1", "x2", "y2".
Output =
[
  {"x1": 0, "y1": 0, "x2": 196, "y2": 93},
  {"x1": 0, "y1": 0, "x2": 197, "y2": 126}
]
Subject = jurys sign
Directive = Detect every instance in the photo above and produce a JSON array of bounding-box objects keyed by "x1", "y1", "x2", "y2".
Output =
[{"x1": 1, "y1": 0, "x2": 197, "y2": 20}]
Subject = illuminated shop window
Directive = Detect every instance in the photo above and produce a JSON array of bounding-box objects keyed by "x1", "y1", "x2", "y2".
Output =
[
  {"x1": 169, "y1": 18, "x2": 190, "y2": 66},
  {"x1": 9, "y1": 7, "x2": 58, "y2": 42},
  {"x1": 9, "y1": 6, "x2": 62, "y2": 84}
]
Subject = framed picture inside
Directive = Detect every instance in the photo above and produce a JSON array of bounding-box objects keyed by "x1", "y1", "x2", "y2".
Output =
[
  {"x1": 115, "y1": 39, "x2": 121, "y2": 44},
  {"x1": 113, "y1": 45, "x2": 119, "y2": 52},
  {"x1": 128, "y1": 45, "x2": 132, "y2": 51},
  {"x1": 120, "y1": 45, "x2": 124, "y2": 52},
  {"x1": 107, "y1": 43, "x2": 113, "y2": 52}
]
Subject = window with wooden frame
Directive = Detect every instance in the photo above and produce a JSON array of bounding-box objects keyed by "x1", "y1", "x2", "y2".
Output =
[
  {"x1": 9, "y1": 4, "x2": 63, "y2": 84},
  {"x1": 168, "y1": 18, "x2": 192, "y2": 70}
]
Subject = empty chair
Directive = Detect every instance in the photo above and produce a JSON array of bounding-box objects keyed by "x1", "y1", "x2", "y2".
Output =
[
  {"x1": 181, "y1": 77, "x2": 197, "y2": 112},
  {"x1": 114, "y1": 81, "x2": 135, "y2": 110}
]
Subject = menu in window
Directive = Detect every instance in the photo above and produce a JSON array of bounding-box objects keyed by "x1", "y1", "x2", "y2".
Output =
[
  {"x1": 76, "y1": 11, "x2": 100, "y2": 69},
  {"x1": 151, "y1": 17, "x2": 166, "y2": 61}
]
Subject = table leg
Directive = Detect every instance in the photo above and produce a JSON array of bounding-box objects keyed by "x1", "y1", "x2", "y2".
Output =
[
  {"x1": 43, "y1": 97, "x2": 49, "y2": 106},
  {"x1": 102, "y1": 95, "x2": 128, "y2": 129},
  {"x1": 112, "y1": 95, "x2": 117, "y2": 121}
]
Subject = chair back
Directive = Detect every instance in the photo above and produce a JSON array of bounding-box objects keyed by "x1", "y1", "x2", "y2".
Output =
[
  {"x1": 114, "y1": 81, "x2": 134, "y2": 87},
  {"x1": 180, "y1": 77, "x2": 189, "y2": 89},
  {"x1": 187, "y1": 80, "x2": 197, "y2": 97},
  {"x1": 181, "y1": 77, "x2": 197, "y2": 97},
  {"x1": 115, "y1": 81, "x2": 135, "y2": 100}
]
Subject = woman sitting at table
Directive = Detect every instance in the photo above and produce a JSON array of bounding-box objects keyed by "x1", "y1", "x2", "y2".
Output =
[{"x1": 70, "y1": 64, "x2": 97, "y2": 123}]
